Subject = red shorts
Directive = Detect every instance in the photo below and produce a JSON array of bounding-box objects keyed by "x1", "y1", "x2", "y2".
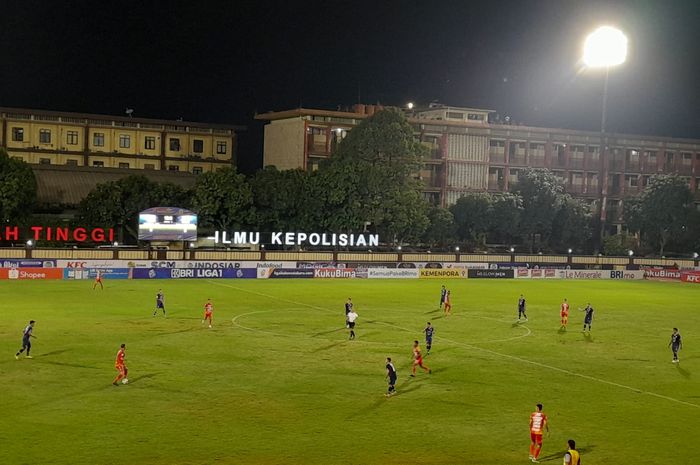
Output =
[
  {"x1": 204, "y1": 312, "x2": 212, "y2": 319},
  {"x1": 115, "y1": 364, "x2": 126, "y2": 375},
  {"x1": 561, "y1": 312, "x2": 568, "y2": 318},
  {"x1": 530, "y1": 433, "x2": 543, "y2": 444},
  {"x1": 414, "y1": 357, "x2": 423, "y2": 365}
]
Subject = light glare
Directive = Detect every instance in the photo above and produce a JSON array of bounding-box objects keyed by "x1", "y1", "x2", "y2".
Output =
[{"x1": 583, "y1": 26, "x2": 628, "y2": 67}]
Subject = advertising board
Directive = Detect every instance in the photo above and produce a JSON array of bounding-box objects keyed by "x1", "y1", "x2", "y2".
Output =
[
  {"x1": 131, "y1": 268, "x2": 257, "y2": 279},
  {"x1": 643, "y1": 267, "x2": 682, "y2": 281},
  {"x1": 367, "y1": 268, "x2": 420, "y2": 279},
  {"x1": 419, "y1": 269, "x2": 467, "y2": 279},
  {"x1": 261, "y1": 268, "x2": 315, "y2": 279},
  {"x1": 468, "y1": 269, "x2": 514, "y2": 278},
  {"x1": 1, "y1": 259, "x2": 56, "y2": 268},
  {"x1": 681, "y1": 271, "x2": 700, "y2": 283},
  {"x1": 312, "y1": 268, "x2": 366, "y2": 279},
  {"x1": 63, "y1": 268, "x2": 131, "y2": 280},
  {"x1": 0, "y1": 268, "x2": 64, "y2": 280}
]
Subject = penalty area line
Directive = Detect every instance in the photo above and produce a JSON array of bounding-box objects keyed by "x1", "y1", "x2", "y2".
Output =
[{"x1": 208, "y1": 280, "x2": 699, "y2": 410}]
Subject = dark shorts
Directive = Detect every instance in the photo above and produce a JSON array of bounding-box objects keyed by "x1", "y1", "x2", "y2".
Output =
[
  {"x1": 672, "y1": 344, "x2": 680, "y2": 352},
  {"x1": 348, "y1": 322, "x2": 356, "y2": 329},
  {"x1": 157, "y1": 302, "x2": 164, "y2": 308},
  {"x1": 389, "y1": 376, "x2": 396, "y2": 385},
  {"x1": 584, "y1": 318, "x2": 592, "y2": 325},
  {"x1": 426, "y1": 337, "x2": 433, "y2": 344},
  {"x1": 22, "y1": 338, "x2": 31, "y2": 348}
]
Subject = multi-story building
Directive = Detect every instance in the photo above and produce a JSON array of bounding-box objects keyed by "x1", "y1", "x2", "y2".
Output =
[
  {"x1": 0, "y1": 107, "x2": 243, "y2": 174},
  {"x1": 256, "y1": 103, "x2": 700, "y2": 233}
]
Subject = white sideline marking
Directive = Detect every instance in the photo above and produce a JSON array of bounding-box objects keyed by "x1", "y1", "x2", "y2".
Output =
[{"x1": 209, "y1": 280, "x2": 699, "y2": 410}]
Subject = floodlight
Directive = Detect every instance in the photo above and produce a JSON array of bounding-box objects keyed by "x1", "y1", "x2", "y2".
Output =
[{"x1": 583, "y1": 26, "x2": 628, "y2": 68}]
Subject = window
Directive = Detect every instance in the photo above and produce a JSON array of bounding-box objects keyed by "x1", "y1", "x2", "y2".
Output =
[
  {"x1": 12, "y1": 127, "x2": 24, "y2": 141},
  {"x1": 529, "y1": 142, "x2": 545, "y2": 151},
  {"x1": 682, "y1": 153, "x2": 692, "y2": 165},
  {"x1": 66, "y1": 130, "x2": 79, "y2": 145},
  {"x1": 144, "y1": 163, "x2": 156, "y2": 170},
  {"x1": 118, "y1": 162, "x2": 130, "y2": 169},
  {"x1": 467, "y1": 113, "x2": 484, "y2": 121},
  {"x1": 93, "y1": 132, "x2": 105, "y2": 147},
  {"x1": 66, "y1": 159, "x2": 78, "y2": 166},
  {"x1": 168, "y1": 165, "x2": 180, "y2": 171},
  {"x1": 193, "y1": 139, "x2": 204, "y2": 153},
  {"x1": 39, "y1": 158, "x2": 51, "y2": 165},
  {"x1": 489, "y1": 140, "x2": 505, "y2": 148},
  {"x1": 192, "y1": 166, "x2": 203, "y2": 175},
  {"x1": 92, "y1": 160, "x2": 104, "y2": 167},
  {"x1": 446, "y1": 111, "x2": 464, "y2": 120},
  {"x1": 144, "y1": 136, "x2": 156, "y2": 150},
  {"x1": 119, "y1": 134, "x2": 131, "y2": 148},
  {"x1": 12, "y1": 156, "x2": 23, "y2": 161},
  {"x1": 169, "y1": 138, "x2": 181, "y2": 151},
  {"x1": 216, "y1": 141, "x2": 227, "y2": 154},
  {"x1": 39, "y1": 129, "x2": 52, "y2": 144}
]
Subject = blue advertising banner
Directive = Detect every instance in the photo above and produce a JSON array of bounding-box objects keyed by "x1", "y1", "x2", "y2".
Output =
[
  {"x1": 63, "y1": 268, "x2": 131, "y2": 280},
  {"x1": 1, "y1": 259, "x2": 57, "y2": 268},
  {"x1": 131, "y1": 268, "x2": 257, "y2": 279}
]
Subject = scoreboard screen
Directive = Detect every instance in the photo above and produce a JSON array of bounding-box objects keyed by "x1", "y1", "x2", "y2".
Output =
[{"x1": 138, "y1": 207, "x2": 198, "y2": 241}]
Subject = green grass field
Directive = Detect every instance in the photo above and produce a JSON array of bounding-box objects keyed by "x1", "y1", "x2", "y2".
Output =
[{"x1": 1, "y1": 278, "x2": 698, "y2": 465}]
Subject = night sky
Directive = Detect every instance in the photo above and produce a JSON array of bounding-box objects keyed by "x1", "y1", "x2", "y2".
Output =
[{"x1": 1, "y1": 0, "x2": 698, "y2": 172}]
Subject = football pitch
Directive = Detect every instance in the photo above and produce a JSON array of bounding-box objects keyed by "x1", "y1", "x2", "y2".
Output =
[{"x1": 1, "y1": 278, "x2": 698, "y2": 465}]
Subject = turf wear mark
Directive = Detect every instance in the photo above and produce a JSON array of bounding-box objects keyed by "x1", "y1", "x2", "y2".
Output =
[{"x1": 210, "y1": 281, "x2": 700, "y2": 410}]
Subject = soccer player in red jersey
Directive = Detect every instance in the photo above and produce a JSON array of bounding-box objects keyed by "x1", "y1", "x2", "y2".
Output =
[
  {"x1": 202, "y1": 298, "x2": 213, "y2": 328},
  {"x1": 112, "y1": 343, "x2": 128, "y2": 386},
  {"x1": 560, "y1": 298, "x2": 569, "y2": 330},
  {"x1": 93, "y1": 271, "x2": 104, "y2": 290},
  {"x1": 443, "y1": 290, "x2": 452, "y2": 316},
  {"x1": 529, "y1": 403, "x2": 549, "y2": 462},
  {"x1": 410, "y1": 340, "x2": 431, "y2": 377}
]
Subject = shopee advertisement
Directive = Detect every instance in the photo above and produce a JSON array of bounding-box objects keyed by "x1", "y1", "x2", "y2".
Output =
[{"x1": 0, "y1": 268, "x2": 64, "y2": 280}]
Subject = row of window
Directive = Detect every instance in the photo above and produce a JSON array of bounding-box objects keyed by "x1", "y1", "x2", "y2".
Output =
[
  {"x1": 32, "y1": 157, "x2": 205, "y2": 174},
  {"x1": 9, "y1": 127, "x2": 227, "y2": 154}
]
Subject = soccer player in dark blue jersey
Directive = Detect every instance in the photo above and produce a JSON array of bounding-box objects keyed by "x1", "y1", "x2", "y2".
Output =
[
  {"x1": 385, "y1": 357, "x2": 397, "y2": 397},
  {"x1": 344, "y1": 297, "x2": 353, "y2": 328},
  {"x1": 439, "y1": 285, "x2": 447, "y2": 309},
  {"x1": 424, "y1": 322, "x2": 434, "y2": 354},
  {"x1": 581, "y1": 304, "x2": 594, "y2": 332},
  {"x1": 518, "y1": 294, "x2": 528, "y2": 322},
  {"x1": 15, "y1": 320, "x2": 37, "y2": 359},
  {"x1": 669, "y1": 328, "x2": 682, "y2": 363},
  {"x1": 153, "y1": 289, "x2": 166, "y2": 317}
]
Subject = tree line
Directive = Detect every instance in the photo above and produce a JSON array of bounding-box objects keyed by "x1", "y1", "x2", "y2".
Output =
[{"x1": 1, "y1": 110, "x2": 698, "y2": 255}]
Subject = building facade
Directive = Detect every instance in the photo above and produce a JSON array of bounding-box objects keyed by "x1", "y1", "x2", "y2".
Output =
[
  {"x1": 256, "y1": 103, "x2": 700, "y2": 233},
  {"x1": 0, "y1": 107, "x2": 243, "y2": 174}
]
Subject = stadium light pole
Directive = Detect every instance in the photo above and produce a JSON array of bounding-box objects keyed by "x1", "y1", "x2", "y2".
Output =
[{"x1": 583, "y1": 26, "x2": 627, "y2": 246}]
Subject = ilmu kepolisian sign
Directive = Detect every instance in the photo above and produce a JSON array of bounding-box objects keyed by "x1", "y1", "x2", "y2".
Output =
[{"x1": 207, "y1": 231, "x2": 379, "y2": 247}]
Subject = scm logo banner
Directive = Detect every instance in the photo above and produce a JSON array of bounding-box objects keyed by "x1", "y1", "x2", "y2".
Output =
[{"x1": 419, "y1": 269, "x2": 466, "y2": 279}]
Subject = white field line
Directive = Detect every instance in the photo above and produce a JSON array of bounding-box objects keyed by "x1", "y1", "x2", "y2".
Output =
[{"x1": 209, "y1": 280, "x2": 699, "y2": 410}]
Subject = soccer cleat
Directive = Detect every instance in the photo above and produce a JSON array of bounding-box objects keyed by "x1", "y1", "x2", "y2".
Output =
[
  {"x1": 428, "y1": 369, "x2": 432, "y2": 374},
  {"x1": 113, "y1": 382, "x2": 119, "y2": 386},
  {"x1": 410, "y1": 374, "x2": 415, "y2": 377},
  {"x1": 531, "y1": 459, "x2": 540, "y2": 463},
  {"x1": 15, "y1": 355, "x2": 19, "y2": 360},
  {"x1": 525, "y1": 318, "x2": 528, "y2": 321},
  {"x1": 26, "y1": 355, "x2": 33, "y2": 359}
]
